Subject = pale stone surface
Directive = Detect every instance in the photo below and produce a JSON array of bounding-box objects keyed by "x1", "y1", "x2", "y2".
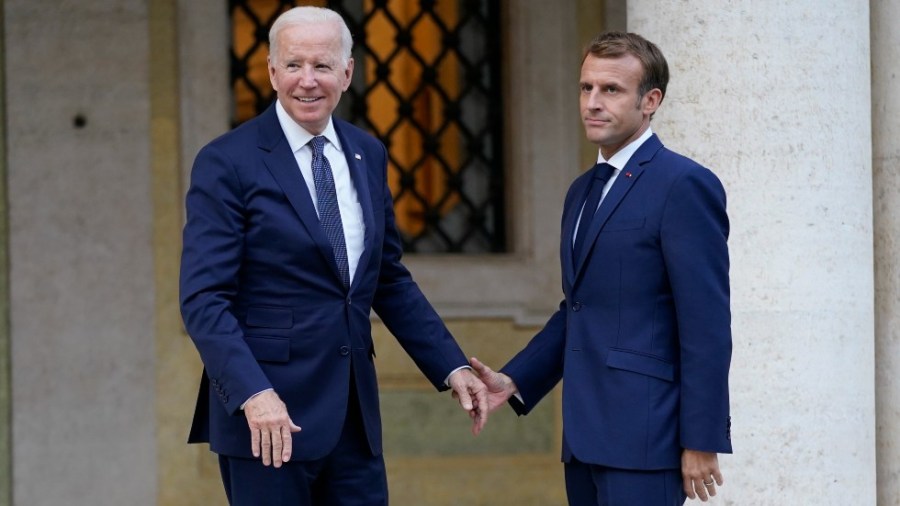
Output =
[
  {"x1": 629, "y1": 1, "x2": 876, "y2": 503},
  {"x1": 872, "y1": 0, "x2": 900, "y2": 503},
  {"x1": 6, "y1": 1, "x2": 156, "y2": 505},
  {"x1": 177, "y1": 0, "x2": 230, "y2": 186}
]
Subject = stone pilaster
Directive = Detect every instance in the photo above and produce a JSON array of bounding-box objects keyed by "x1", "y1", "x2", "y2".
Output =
[
  {"x1": 6, "y1": 1, "x2": 156, "y2": 504},
  {"x1": 873, "y1": 0, "x2": 900, "y2": 503},
  {"x1": 628, "y1": 2, "x2": 876, "y2": 503}
]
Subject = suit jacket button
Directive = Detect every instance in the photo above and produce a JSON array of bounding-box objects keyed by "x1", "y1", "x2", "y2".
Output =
[
  {"x1": 339, "y1": 345, "x2": 350, "y2": 356},
  {"x1": 572, "y1": 302, "x2": 582, "y2": 312}
]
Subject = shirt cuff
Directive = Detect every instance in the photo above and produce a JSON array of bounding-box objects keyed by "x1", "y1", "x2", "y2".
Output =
[
  {"x1": 444, "y1": 365, "x2": 472, "y2": 387},
  {"x1": 240, "y1": 388, "x2": 274, "y2": 410}
]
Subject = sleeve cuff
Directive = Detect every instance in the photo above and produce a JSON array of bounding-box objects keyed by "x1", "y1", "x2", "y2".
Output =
[
  {"x1": 443, "y1": 365, "x2": 472, "y2": 387},
  {"x1": 240, "y1": 388, "x2": 274, "y2": 410}
]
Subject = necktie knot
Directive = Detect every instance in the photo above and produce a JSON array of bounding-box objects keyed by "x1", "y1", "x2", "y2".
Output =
[
  {"x1": 311, "y1": 136, "x2": 327, "y2": 157},
  {"x1": 594, "y1": 162, "x2": 615, "y2": 183}
]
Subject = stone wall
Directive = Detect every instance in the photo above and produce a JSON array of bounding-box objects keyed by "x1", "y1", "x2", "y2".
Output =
[
  {"x1": 630, "y1": 1, "x2": 877, "y2": 503},
  {"x1": 5, "y1": 1, "x2": 157, "y2": 505}
]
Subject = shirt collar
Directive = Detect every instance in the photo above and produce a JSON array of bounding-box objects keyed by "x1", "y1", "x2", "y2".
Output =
[
  {"x1": 275, "y1": 100, "x2": 343, "y2": 154},
  {"x1": 597, "y1": 126, "x2": 654, "y2": 171}
]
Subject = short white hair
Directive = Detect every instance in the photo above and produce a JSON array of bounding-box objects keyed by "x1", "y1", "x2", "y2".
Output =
[{"x1": 269, "y1": 6, "x2": 353, "y2": 67}]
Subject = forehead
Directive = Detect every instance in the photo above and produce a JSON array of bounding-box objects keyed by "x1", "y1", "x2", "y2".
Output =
[
  {"x1": 580, "y1": 54, "x2": 644, "y2": 84},
  {"x1": 274, "y1": 21, "x2": 343, "y2": 60}
]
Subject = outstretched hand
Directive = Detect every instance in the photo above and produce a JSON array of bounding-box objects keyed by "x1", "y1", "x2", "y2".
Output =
[
  {"x1": 448, "y1": 368, "x2": 489, "y2": 436},
  {"x1": 452, "y1": 357, "x2": 519, "y2": 436},
  {"x1": 469, "y1": 357, "x2": 517, "y2": 414},
  {"x1": 243, "y1": 390, "x2": 302, "y2": 468}
]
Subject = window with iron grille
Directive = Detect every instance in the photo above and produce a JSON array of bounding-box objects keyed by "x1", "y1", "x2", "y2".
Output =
[{"x1": 231, "y1": 0, "x2": 506, "y2": 253}]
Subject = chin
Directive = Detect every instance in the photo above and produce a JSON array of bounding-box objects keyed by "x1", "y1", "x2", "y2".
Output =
[
  {"x1": 585, "y1": 134, "x2": 608, "y2": 146},
  {"x1": 292, "y1": 113, "x2": 328, "y2": 131}
]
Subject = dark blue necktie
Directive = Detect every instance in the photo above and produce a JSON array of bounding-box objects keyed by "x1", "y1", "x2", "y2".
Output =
[
  {"x1": 310, "y1": 136, "x2": 350, "y2": 287},
  {"x1": 573, "y1": 162, "x2": 616, "y2": 262}
]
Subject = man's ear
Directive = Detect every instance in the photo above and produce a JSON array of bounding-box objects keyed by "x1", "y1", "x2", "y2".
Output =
[
  {"x1": 642, "y1": 88, "x2": 663, "y2": 116},
  {"x1": 267, "y1": 56, "x2": 277, "y2": 89},
  {"x1": 342, "y1": 57, "x2": 355, "y2": 91}
]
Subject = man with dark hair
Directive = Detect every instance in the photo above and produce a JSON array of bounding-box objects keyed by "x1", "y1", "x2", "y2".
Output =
[
  {"x1": 468, "y1": 32, "x2": 733, "y2": 505},
  {"x1": 180, "y1": 6, "x2": 488, "y2": 505}
]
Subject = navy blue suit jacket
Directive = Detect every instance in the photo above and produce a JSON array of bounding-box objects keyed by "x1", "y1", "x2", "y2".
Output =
[
  {"x1": 503, "y1": 134, "x2": 733, "y2": 470},
  {"x1": 180, "y1": 104, "x2": 467, "y2": 460}
]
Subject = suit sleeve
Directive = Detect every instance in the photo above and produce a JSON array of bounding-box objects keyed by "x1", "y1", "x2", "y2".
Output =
[
  {"x1": 500, "y1": 301, "x2": 567, "y2": 415},
  {"x1": 499, "y1": 178, "x2": 584, "y2": 415},
  {"x1": 369, "y1": 143, "x2": 468, "y2": 390},
  {"x1": 661, "y1": 167, "x2": 733, "y2": 453},
  {"x1": 179, "y1": 144, "x2": 272, "y2": 415}
]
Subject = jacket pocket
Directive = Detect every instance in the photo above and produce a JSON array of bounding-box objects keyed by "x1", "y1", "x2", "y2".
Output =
[
  {"x1": 246, "y1": 306, "x2": 293, "y2": 329},
  {"x1": 607, "y1": 348, "x2": 674, "y2": 382},
  {"x1": 244, "y1": 335, "x2": 290, "y2": 363}
]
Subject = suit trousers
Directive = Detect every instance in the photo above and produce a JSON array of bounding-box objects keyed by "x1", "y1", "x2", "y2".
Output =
[
  {"x1": 218, "y1": 370, "x2": 387, "y2": 506},
  {"x1": 564, "y1": 457, "x2": 685, "y2": 506}
]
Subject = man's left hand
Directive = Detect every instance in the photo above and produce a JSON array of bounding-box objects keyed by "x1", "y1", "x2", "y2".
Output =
[
  {"x1": 682, "y1": 449, "x2": 723, "y2": 501},
  {"x1": 448, "y1": 368, "x2": 489, "y2": 436}
]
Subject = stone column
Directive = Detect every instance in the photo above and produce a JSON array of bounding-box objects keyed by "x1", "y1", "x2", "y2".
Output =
[
  {"x1": 628, "y1": 2, "x2": 875, "y2": 503},
  {"x1": 5, "y1": 1, "x2": 156, "y2": 504},
  {"x1": 873, "y1": 0, "x2": 900, "y2": 503}
]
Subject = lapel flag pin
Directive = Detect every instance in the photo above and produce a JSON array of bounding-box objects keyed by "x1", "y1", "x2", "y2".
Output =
[
  {"x1": 625, "y1": 171, "x2": 632, "y2": 178},
  {"x1": 355, "y1": 153, "x2": 362, "y2": 160}
]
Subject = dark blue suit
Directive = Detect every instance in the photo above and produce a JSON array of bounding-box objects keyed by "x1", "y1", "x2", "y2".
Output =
[
  {"x1": 502, "y1": 135, "x2": 732, "y2": 501},
  {"x1": 180, "y1": 104, "x2": 467, "y2": 476}
]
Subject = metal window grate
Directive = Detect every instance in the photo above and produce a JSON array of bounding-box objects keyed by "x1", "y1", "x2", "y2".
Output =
[{"x1": 230, "y1": 0, "x2": 506, "y2": 253}]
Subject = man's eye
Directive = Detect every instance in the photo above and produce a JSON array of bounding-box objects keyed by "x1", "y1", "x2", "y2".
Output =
[
  {"x1": 604, "y1": 86, "x2": 618, "y2": 94},
  {"x1": 580, "y1": 84, "x2": 592, "y2": 93}
]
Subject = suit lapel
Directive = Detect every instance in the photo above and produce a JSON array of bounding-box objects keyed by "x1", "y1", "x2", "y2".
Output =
[
  {"x1": 561, "y1": 171, "x2": 592, "y2": 288},
  {"x1": 334, "y1": 119, "x2": 376, "y2": 293},
  {"x1": 573, "y1": 135, "x2": 663, "y2": 279},
  {"x1": 256, "y1": 105, "x2": 344, "y2": 285}
]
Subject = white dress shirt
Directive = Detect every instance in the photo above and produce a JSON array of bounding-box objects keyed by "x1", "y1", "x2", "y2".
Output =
[
  {"x1": 275, "y1": 101, "x2": 366, "y2": 285},
  {"x1": 573, "y1": 126, "x2": 654, "y2": 246}
]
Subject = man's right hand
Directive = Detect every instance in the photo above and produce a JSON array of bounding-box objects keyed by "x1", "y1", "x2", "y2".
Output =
[
  {"x1": 469, "y1": 357, "x2": 518, "y2": 415},
  {"x1": 243, "y1": 390, "x2": 302, "y2": 467}
]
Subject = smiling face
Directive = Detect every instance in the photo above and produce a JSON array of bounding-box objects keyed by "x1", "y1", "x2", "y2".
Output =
[
  {"x1": 268, "y1": 21, "x2": 353, "y2": 135},
  {"x1": 579, "y1": 54, "x2": 661, "y2": 160}
]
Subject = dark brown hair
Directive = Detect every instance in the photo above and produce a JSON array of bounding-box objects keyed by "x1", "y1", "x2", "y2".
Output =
[{"x1": 583, "y1": 32, "x2": 669, "y2": 102}]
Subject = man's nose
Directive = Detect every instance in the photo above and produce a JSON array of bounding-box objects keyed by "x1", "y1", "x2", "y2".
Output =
[
  {"x1": 297, "y1": 67, "x2": 317, "y2": 87},
  {"x1": 586, "y1": 90, "x2": 604, "y2": 110}
]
